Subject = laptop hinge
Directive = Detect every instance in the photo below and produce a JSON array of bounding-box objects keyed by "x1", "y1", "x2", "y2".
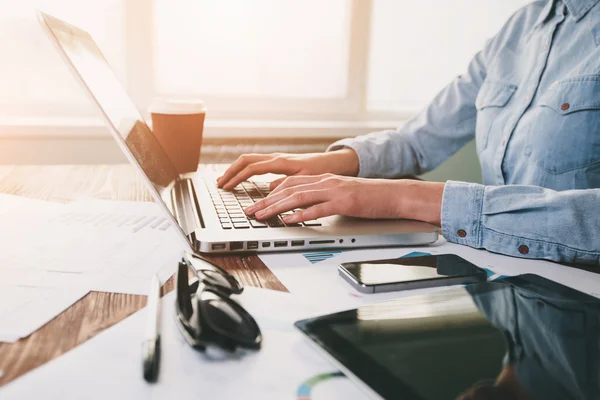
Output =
[{"x1": 171, "y1": 179, "x2": 204, "y2": 240}]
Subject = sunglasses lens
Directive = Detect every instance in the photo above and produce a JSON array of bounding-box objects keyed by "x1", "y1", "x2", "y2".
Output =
[
  {"x1": 201, "y1": 292, "x2": 260, "y2": 342},
  {"x1": 200, "y1": 269, "x2": 243, "y2": 293}
]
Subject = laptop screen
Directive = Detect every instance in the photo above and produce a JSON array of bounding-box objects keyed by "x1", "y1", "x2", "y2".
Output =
[{"x1": 40, "y1": 13, "x2": 195, "y2": 245}]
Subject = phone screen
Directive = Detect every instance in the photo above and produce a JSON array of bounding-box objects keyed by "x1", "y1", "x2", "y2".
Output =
[{"x1": 342, "y1": 254, "x2": 484, "y2": 285}]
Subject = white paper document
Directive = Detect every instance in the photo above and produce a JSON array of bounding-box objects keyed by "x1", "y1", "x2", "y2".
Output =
[
  {"x1": 0, "y1": 284, "x2": 89, "y2": 343},
  {"x1": 54, "y1": 201, "x2": 185, "y2": 294},
  {"x1": 0, "y1": 288, "x2": 372, "y2": 400},
  {"x1": 260, "y1": 237, "x2": 600, "y2": 314},
  {"x1": 0, "y1": 197, "x2": 185, "y2": 342},
  {"x1": 0, "y1": 195, "x2": 88, "y2": 342},
  {"x1": 0, "y1": 200, "x2": 185, "y2": 295}
]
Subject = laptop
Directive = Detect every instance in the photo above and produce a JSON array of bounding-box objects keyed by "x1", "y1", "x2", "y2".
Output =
[{"x1": 38, "y1": 11, "x2": 439, "y2": 254}]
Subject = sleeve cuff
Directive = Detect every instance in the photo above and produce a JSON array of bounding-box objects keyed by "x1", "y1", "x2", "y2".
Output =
[
  {"x1": 441, "y1": 180, "x2": 485, "y2": 248},
  {"x1": 327, "y1": 138, "x2": 374, "y2": 178}
]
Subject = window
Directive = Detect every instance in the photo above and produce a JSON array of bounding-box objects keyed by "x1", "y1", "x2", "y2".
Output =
[
  {"x1": 367, "y1": 0, "x2": 528, "y2": 115},
  {"x1": 1, "y1": 0, "x2": 528, "y2": 126},
  {"x1": 0, "y1": 0, "x2": 124, "y2": 119}
]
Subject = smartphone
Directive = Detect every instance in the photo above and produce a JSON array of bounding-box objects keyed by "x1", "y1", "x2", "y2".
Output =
[{"x1": 338, "y1": 254, "x2": 488, "y2": 293}]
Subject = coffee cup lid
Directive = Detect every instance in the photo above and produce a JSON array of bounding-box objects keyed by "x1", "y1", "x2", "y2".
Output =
[{"x1": 148, "y1": 98, "x2": 206, "y2": 115}]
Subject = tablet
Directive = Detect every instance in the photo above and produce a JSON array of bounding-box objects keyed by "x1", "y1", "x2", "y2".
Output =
[{"x1": 295, "y1": 275, "x2": 600, "y2": 400}]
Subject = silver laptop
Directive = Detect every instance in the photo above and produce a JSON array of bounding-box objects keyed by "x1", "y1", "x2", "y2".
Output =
[{"x1": 39, "y1": 12, "x2": 438, "y2": 254}]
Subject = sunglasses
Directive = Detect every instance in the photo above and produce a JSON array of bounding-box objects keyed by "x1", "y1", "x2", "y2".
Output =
[{"x1": 175, "y1": 254, "x2": 262, "y2": 352}]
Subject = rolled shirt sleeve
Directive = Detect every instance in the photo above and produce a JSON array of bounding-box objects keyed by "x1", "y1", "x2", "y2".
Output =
[
  {"x1": 327, "y1": 71, "x2": 482, "y2": 178},
  {"x1": 442, "y1": 181, "x2": 600, "y2": 265}
]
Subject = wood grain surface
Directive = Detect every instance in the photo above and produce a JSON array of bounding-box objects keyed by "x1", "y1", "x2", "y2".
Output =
[{"x1": 0, "y1": 165, "x2": 286, "y2": 387}]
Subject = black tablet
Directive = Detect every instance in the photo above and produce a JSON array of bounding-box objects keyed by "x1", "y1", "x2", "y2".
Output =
[{"x1": 295, "y1": 274, "x2": 600, "y2": 400}]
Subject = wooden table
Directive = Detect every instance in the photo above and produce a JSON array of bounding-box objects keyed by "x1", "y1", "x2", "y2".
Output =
[{"x1": 0, "y1": 165, "x2": 286, "y2": 387}]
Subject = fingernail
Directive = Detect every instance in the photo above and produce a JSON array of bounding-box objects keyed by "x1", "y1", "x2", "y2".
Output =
[
  {"x1": 245, "y1": 206, "x2": 255, "y2": 214},
  {"x1": 282, "y1": 215, "x2": 294, "y2": 223},
  {"x1": 256, "y1": 210, "x2": 265, "y2": 218}
]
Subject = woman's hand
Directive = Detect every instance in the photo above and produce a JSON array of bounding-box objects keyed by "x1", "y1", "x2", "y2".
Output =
[
  {"x1": 216, "y1": 149, "x2": 359, "y2": 190},
  {"x1": 244, "y1": 174, "x2": 445, "y2": 226}
]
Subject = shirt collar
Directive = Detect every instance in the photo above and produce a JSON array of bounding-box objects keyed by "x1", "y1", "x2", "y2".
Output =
[
  {"x1": 535, "y1": 0, "x2": 600, "y2": 27},
  {"x1": 564, "y1": 0, "x2": 600, "y2": 19}
]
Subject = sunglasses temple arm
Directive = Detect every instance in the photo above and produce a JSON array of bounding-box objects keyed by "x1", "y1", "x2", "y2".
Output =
[{"x1": 176, "y1": 262, "x2": 194, "y2": 320}]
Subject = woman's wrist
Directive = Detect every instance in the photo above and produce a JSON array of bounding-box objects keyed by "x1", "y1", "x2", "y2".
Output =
[
  {"x1": 328, "y1": 148, "x2": 360, "y2": 177},
  {"x1": 396, "y1": 180, "x2": 445, "y2": 226}
]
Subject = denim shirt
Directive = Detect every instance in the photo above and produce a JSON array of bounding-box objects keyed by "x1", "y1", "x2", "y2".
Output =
[{"x1": 330, "y1": 0, "x2": 600, "y2": 265}]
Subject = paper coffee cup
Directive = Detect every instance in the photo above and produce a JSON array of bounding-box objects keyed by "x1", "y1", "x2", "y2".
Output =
[{"x1": 148, "y1": 98, "x2": 206, "y2": 174}]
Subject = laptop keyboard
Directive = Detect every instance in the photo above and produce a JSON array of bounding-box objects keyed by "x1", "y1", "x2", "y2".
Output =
[{"x1": 205, "y1": 180, "x2": 322, "y2": 230}]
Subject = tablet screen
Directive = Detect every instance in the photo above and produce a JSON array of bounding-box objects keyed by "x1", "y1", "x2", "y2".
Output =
[{"x1": 296, "y1": 276, "x2": 600, "y2": 400}]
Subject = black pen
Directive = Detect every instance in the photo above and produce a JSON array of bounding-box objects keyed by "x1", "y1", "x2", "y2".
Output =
[{"x1": 142, "y1": 274, "x2": 161, "y2": 383}]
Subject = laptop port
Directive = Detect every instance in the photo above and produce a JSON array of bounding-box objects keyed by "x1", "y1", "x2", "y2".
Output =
[
  {"x1": 308, "y1": 239, "x2": 336, "y2": 245},
  {"x1": 274, "y1": 241, "x2": 288, "y2": 248},
  {"x1": 262, "y1": 242, "x2": 271, "y2": 248},
  {"x1": 247, "y1": 241, "x2": 259, "y2": 250},
  {"x1": 230, "y1": 241, "x2": 244, "y2": 251},
  {"x1": 291, "y1": 240, "x2": 305, "y2": 247},
  {"x1": 212, "y1": 243, "x2": 226, "y2": 251}
]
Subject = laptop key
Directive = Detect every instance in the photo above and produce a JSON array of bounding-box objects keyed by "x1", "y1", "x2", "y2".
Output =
[
  {"x1": 302, "y1": 220, "x2": 322, "y2": 226},
  {"x1": 265, "y1": 217, "x2": 285, "y2": 228},
  {"x1": 233, "y1": 222, "x2": 250, "y2": 229},
  {"x1": 249, "y1": 220, "x2": 268, "y2": 228},
  {"x1": 221, "y1": 223, "x2": 233, "y2": 230},
  {"x1": 284, "y1": 222, "x2": 302, "y2": 227}
]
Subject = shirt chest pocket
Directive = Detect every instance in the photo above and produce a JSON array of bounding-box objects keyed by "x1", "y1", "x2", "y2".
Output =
[
  {"x1": 475, "y1": 81, "x2": 517, "y2": 153},
  {"x1": 530, "y1": 79, "x2": 600, "y2": 174}
]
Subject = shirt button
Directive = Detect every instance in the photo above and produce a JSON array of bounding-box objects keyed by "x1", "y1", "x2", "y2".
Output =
[
  {"x1": 457, "y1": 229, "x2": 467, "y2": 238},
  {"x1": 518, "y1": 245, "x2": 529, "y2": 255},
  {"x1": 561, "y1": 103, "x2": 570, "y2": 111}
]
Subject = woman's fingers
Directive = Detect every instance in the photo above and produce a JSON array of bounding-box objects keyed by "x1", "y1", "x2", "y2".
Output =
[
  {"x1": 246, "y1": 178, "x2": 336, "y2": 215},
  {"x1": 253, "y1": 190, "x2": 329, "y2": 220},
  {"x1": 281, "y1": 202, "x2": 337, "y2": 224},
  {"x1": 221, "y1": 157, "x2": 291, "y2": 190},
  {"x1": 270, "y1": 174, "x2": 334, "y2": 196},
  {"x1": 268, "y1": 177, "x2": 286, "y2": 190},
  {"x1": 217, "y1": 154, "x2": 272, "y2": 188}
]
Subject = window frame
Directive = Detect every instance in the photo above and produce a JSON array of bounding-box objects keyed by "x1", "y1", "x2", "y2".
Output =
[
  {"x1": 0, "y1": 0, "x2": 417, "y2": 140},
  {"x1": 124, "y1": 0, "x2": 393, "y2": 121}
]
